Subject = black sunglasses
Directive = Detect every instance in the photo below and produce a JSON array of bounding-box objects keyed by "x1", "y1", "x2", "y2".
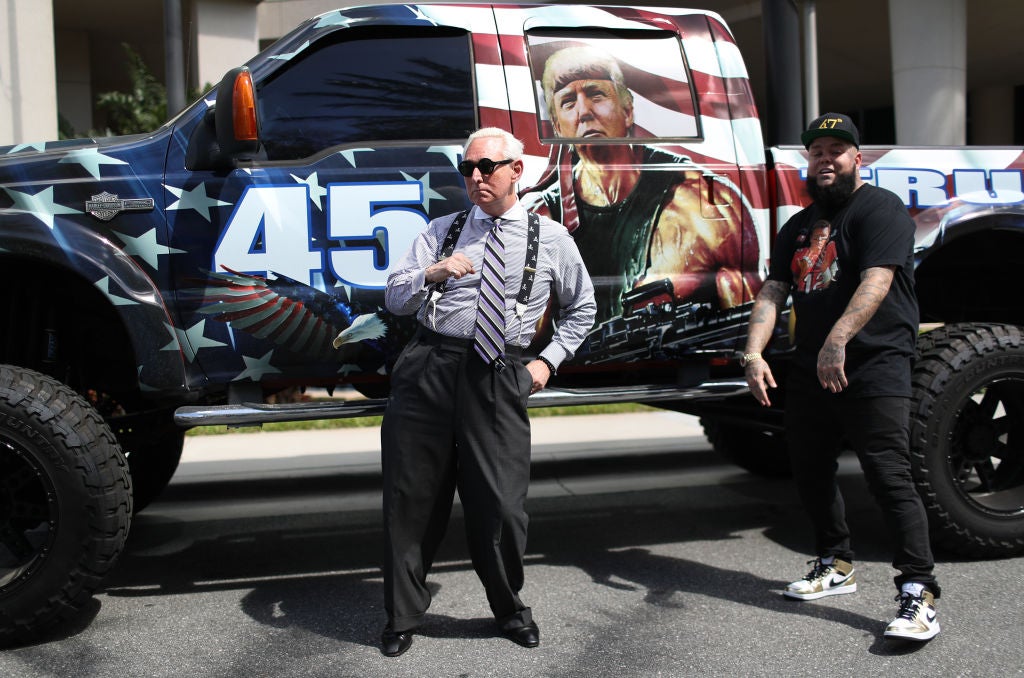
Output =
[{"x1": 457, "y1": 157, "x2": 514, "y2": 177}]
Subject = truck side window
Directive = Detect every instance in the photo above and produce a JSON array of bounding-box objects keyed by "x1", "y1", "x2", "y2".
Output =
[
  {"x1": 257, "y1": 27, "x2": 475, "y2": 160},
  {"x1": 526, "y1": 29, "x2": 699, "y2": 142}
]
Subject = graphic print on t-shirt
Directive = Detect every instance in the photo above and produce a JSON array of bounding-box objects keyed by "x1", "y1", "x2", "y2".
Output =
[{"x1": 791, "y1": 219, "x2": 839, "y2": 293}]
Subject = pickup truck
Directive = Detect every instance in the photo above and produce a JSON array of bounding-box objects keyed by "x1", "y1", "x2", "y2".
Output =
[{"x1": 2, "y1": 2, "x2": 1022, "y2": 643}]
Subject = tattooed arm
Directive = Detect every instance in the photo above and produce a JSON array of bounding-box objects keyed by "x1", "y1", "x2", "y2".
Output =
[
  {"x1": 817, "y1": 265, "x2": 895, "y2": 392},
  {"x1": 743, "y1": 280, "x2": 790, "y2": 406}
]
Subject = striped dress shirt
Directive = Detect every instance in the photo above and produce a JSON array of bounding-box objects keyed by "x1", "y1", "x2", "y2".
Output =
[{"x1": 385, "y1": 202, "x2": 596, "y2": 369}]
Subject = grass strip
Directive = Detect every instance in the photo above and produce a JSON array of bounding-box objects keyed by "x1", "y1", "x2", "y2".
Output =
[{"x1": 185, "y1": 402, "x2": 656, "y2": 436}]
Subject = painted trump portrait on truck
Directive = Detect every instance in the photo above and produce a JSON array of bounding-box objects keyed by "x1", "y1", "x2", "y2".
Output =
[{"x1": 521, "y1": 31, "x2": 763, "y2": 361}]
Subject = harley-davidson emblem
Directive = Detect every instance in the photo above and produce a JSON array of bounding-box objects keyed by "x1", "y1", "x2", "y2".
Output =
[{"x1": 86, "y1": 192, "x2": 155, "y2": 221}]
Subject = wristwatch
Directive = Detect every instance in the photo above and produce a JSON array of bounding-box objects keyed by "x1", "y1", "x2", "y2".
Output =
[{"x1": 740, "y1": 352, "x2": 763, "y2": 367}]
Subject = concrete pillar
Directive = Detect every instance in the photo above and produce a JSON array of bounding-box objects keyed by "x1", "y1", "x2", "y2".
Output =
[
  {"x1": 165, "y1": 0, "x2": 187, "y2": 117},
  {"x1": 191, "y1": 0, "x2": 260, "y2": 93},
  {"x1": 761, "y1": 0, "x2": 803, "y2": 145},
  {"x1": 889, "y1": 0, "x2": 966, "y2": 145},
  {"x1": 802, "y1": 0, "x2": 818, "y2": 125},
  {"x1": 0, "y1": 0, "x2": 59, "y2": 145}
]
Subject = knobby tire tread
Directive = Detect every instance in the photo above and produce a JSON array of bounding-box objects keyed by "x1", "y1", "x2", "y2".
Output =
[
  {"x1": 0, "y1": 365, "x2": 132, "y2": 645},
  {"x1": 910, "y1": 323, "x2": 1024, "y2": 557}
]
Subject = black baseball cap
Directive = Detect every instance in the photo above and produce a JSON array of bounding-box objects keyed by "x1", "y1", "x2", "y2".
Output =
[{"x1": 801, "y1": 113, "x2": 860, "y2": 148}]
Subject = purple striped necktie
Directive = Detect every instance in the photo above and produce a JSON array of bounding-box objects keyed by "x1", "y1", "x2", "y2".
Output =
[{"x1": 473, "y1": 219, "x2": 506, "y2": 369}]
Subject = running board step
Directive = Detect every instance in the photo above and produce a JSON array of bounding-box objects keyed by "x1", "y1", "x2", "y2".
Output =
[{"x1": 173, "y1": 380, "x2": 748, "y2": 428}]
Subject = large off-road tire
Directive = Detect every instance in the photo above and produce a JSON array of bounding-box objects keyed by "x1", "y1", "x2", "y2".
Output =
[
  {"x1": 910, "y1": 323, "x2": 1024, "y2": 557},
  {"x1": 109, "y1": 408, "x2": 183, "y2": 512},
  {"x1": 701, "y1": 418, "x2": 792, "y2": 478},
  {"x1": 0, "y1": 365, "x2": 132, "y2": 645}
]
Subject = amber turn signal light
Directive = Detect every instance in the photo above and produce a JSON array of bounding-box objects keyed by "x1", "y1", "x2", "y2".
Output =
[{"x1": 232, "y1": 71, "x2": 258, "y2": 141}]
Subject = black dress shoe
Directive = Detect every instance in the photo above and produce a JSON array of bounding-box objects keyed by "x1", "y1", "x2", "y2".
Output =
[
  {"x1": 380, "y1": 626, "x2": 413, "y2": 657},
  {"x1": 503, "y1": 621, "x2": 540, "y2": 648}
]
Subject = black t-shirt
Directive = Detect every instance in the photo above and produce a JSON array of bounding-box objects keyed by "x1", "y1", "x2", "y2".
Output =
[{"x1": 768, "y1": 183, "x2": 919, "y2": 397}]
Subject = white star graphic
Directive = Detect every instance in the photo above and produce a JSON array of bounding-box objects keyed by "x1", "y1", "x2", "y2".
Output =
[
  {"x1": 314, "y1": 12, "x2": 370, "y2": 29},
  {"x1": 2, "y1": 186, "x2": 81, "y2": 229},
  {"x1": 161, "y1": 322, "x2": 183, "y2": 354},
  {"x1": 333, "y1": 279, "x2": 354, "y2": 301},
  {"x1": 409, "y1": 7, "x2": 439, "y2": 25},
  {"x1": 182, "y1": 320, "x2": 228, "y2": 359},
  {"x1": 138, "y1": 364, "x2": 159, "y2": 393},
  {"x1": 427, "y1": 145, "x2": 463, "y2": 170},
  {"x1": 401, "y1": 171, "x2": 446, "y2": 212},
  {"x1": 164, "y1": 182, "x2": 231, "y2": 222},
  {"x1": 310, "y1": 271, "x2": 332, "y2": 294},
  {"x1": 269, "y1": 40, "x2": 310, "y2": 61},
  {"x1": 291, "y1": 171, "x2": 327, "y2": 211},
  {"x1": 7, "y1": 141, "x2": 46, "y2": 154},
  {"x1": 339, "y1": 148, "x2": 374, "y2": 167},
  {"x1": 94, "y1": 276, "x2": 136, "y2": 306},
  {"x1": 113, "y1": 228, "x2": 187, "y2": 270},
  {"x1": 59, "y1": 148, "x2": 128, "y2": 179},
  {"x1": 161, "y1": 320, "x2": 227, "y2": 362},
  {"x1": 233, "y1": 349, "x2": 281, "y2": 381}
]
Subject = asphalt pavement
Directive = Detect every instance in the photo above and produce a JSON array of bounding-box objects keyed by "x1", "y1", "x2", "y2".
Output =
[{"x1": 2, "y1": 410, "x2": 1022, "y2": 678}]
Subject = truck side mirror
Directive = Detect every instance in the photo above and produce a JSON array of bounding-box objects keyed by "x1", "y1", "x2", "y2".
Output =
[{"x1": 215, "y1": 67, "x2": 261, "y2": 162}]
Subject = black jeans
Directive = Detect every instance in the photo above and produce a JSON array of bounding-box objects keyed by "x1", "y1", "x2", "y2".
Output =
[{"x1": 785, "y1": 369, "x2": 940, "y2": 596}]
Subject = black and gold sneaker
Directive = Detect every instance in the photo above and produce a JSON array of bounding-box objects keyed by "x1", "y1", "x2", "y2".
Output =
[
  {"x1": 783, "y1": 557, "x2": 857, "y2": 600},
  {"x1": 885, "y1": 590, "x2": 940, "y2": 641}
]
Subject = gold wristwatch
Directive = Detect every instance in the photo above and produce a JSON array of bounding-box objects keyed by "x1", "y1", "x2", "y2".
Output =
[{"x1": 740, "y1": 352, "x2": 762, "y2": 367}]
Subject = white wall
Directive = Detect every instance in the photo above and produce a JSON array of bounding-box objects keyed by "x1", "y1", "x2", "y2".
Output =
[
  {"x1": 193, "y1": 0, "x2": 261, "y2": 91},
  {"x1": 0, "y1": 0, "x2": 58, "y2": 145},
  {"x1": 257, "y1": 0, "x2": 415, "y2": 42},
  {"x1": 258, "y1": 0, "x2": 339, "y2": 40}
]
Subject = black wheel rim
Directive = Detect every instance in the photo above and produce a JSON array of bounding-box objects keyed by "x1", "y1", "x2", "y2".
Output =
[
  {"x1": 948, "y1": 377, "x2": 1024, "y2": 517},
  {"x1": 0, "y1": 436, "x2": 58, "y2": 591}
]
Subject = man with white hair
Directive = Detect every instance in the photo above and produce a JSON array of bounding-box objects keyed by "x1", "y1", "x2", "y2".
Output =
[{"x1": 379, "y1": 127, "x2": 596, "y2": 656}]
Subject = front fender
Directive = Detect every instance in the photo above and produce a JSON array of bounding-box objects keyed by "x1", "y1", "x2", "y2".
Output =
[
  {"x1": 913, "y1": 198, "x2": 1024, "y2": 255},
  {"x1": 0, "y1": 216, "x2": 192, "y2": 394},
  {"x1": 912, "y1": 205, "x2": 1024, "y2": 325}
]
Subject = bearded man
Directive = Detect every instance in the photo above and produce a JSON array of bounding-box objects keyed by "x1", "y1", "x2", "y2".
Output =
[{"x1": 741, "y1": 113, "x2": 942, "y2": 642}]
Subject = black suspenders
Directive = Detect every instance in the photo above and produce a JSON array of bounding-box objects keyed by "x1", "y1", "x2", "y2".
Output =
[
  {"x1": 428, "y1": 210, "x2": 541, "y2": 320},
  {"x1": 428, "y1": 210, "x2": 470, "y2": 303},
  {"x1": 519, "y1": 212, "x2": 540, "y2": 319}
]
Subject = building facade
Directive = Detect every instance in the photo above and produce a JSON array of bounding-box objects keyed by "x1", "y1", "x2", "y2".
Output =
[{"x1": 1, "y1": 0, "x2": 1022, "y2": 146}]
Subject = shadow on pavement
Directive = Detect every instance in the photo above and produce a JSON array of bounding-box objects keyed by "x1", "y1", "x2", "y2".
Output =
[{"x1": 96, "y1": 447, "x2": 907, "y2": 655}]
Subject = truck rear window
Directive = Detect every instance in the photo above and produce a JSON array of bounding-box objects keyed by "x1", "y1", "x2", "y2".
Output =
[{"x1": 257, "y1": 27, "x2": 475, "y2": 160}]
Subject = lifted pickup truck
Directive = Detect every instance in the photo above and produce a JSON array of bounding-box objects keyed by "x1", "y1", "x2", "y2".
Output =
[{"x1": 2, "y1": 3, "x2": 1023, "y2": 643}]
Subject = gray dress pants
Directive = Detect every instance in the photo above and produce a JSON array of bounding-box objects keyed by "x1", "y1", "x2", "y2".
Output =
[{"x1": 381, "y1": 328, "x2": 534, "y2": 632}]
